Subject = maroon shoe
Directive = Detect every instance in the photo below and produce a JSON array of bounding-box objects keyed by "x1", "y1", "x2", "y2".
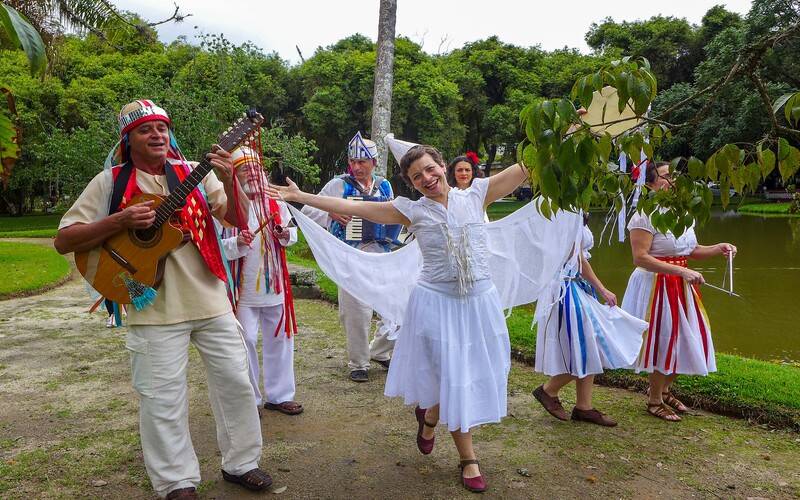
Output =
[
  {"x1": 415, "y1": 406, "x2": 436, "y2": 455},
  {"x1": 459, "y1": 459, "x2": 487, "y2": 493}
]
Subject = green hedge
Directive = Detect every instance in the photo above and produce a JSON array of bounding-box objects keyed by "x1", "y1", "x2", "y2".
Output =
[
  {"x1": 738, "y1": 202, "x2": 798, "y2": 216},
  {"x1": 0, "y1": 213, "x2": 62, "y2": 238}
]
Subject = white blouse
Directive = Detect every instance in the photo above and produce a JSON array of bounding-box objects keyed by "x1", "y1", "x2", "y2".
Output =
[
  {"x1": 392, "y1": 177, "x2": 491, "y2": 287},
  {"x1": 627, "y1": 211, "x2": 698, "y2": 257}
]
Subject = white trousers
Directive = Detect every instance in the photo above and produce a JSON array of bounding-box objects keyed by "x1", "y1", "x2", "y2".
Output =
[
  {"x1": 126, "y1": 313, "x2": 262, "y2": 498},
  {"x1": 338, "y1": 288, "x2": 395, "y2": 371},
  {"x1": 236, "y1": 304, "x2": 296, "y2": 405}
]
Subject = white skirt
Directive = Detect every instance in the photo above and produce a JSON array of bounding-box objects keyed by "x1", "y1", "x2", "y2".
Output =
[
  {"x1": 535, "y1": 278, "x2": 647, "y2": 378},
  {"x1": 622, "y1": 267, "x2": 717, "y2": 375},
  {"x1": 384, "y1": 279, "x2": 510, "y2": 432}
]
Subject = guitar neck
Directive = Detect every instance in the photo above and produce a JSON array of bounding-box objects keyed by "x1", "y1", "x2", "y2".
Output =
[
  {"x1": 148, "y1": 109, "x2": 264, "y2": 228},
  {"x1": 153, "y1": 158, "x2": 215, "y2": 227}
]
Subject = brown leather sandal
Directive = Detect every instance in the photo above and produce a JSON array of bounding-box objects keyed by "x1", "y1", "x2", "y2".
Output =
[
  {"x1": 166, "y1": 487, "x2": 198, "y2": 500},
  {"x1": 221, "y1": 467, "x2": 273, "y2": 491},
  {"x1": 661, "y1": 391, "x2": 689, "y2": 413},
  {"x1": 264, "y1": 401, "x2": 304, "y2": 415},
  {"x1": 647, "y1": 402, "x2": 682, "y2": 422}
]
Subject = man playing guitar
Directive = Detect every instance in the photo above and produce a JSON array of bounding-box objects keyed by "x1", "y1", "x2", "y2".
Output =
[{"x1": 54, "y1": 100, "x2": 272, "y2": 499}]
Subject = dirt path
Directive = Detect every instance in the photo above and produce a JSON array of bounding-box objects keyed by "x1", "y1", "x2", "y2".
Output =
[{"x1": 1, "y1": 247, "x2": 799, "y2": 499}]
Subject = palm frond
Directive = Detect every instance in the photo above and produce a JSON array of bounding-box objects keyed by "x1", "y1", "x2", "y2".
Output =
[{"x1": 54, "y1": 0, "x2": 122, "y2": 33}]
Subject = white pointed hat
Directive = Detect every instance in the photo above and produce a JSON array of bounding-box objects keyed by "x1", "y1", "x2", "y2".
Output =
[
  {"x1": 347, "y1": 131, "x2": 378, "y2": 160},
  {"x1": 385, "y1": 133, "x2": 419, "y2": 164}
]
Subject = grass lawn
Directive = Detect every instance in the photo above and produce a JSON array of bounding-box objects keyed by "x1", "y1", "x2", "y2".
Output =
[
  {"x1": 0, "y1": 213, "x2": 61, "y2": 238},
  {"x1": 285, "y1": 203, "x2": 800, "y2": 430},
  {"x1": 487, "y1": 199, "x2": 527, "y2": 220},
  {"x1": 738, "y1": 202, "x2": 798, "y2": 216},
  {"x1": 0, "y1": 241, "x2": 70, "y2": 297}
]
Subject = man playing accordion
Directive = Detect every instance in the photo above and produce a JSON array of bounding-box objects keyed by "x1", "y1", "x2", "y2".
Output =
[{"x1": 301, "y1": 132, "x2": 400, "y2": 382}]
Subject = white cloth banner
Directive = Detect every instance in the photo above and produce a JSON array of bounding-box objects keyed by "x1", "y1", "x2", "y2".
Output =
[{"x1": 287, "y1": 201, "x2": 581, "y2": 328}]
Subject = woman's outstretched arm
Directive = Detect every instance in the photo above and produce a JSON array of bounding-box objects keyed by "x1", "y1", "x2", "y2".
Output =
[{"x1": 266, "y1": 178, "x2": 410, "y2": 226}]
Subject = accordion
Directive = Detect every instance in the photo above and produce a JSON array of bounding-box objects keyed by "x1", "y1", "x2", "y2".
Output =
[{"x1": 344, "y1": 195, "x2": 402, "y2": 245}]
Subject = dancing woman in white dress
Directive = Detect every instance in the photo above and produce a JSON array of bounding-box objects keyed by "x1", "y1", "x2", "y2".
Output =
[
  {"x1": 267, "y1": 145, "x2": 531, "y2": 493},
  {"x1": 622, "y1": 161, "x2": 737, "y2": 422}
]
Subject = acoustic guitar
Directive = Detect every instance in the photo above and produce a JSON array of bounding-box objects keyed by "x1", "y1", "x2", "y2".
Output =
[{"x1": 75, "y1": 110, "x2": 264, "y2": 307}]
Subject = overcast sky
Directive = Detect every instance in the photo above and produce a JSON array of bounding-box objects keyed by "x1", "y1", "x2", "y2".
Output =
[{"x1": 114, "y1": 0, "x2": 754, "y2": 64}]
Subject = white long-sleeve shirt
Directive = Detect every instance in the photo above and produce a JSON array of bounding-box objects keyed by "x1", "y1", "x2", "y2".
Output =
[{"x1": 220, "y1": 202, "x2": 297, "y2": 307}]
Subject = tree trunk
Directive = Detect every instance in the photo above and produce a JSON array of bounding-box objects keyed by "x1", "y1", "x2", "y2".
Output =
[
  {"x1": 484, "y1": 144, "x2": 497, "y2": 178},
  {"x1": 370, "y1": 0, "x2": 397, "y2": 178}
]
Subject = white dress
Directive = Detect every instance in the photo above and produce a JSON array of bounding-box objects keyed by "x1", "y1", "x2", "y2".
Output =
[
  {"x1": 385, "y1": 178, "x2": 510, "y2": 432},
  {"x1": 535, "y1": 223, "x2": 647, "y2": 378},
  {"x1": 621, "y1": 213, "x2": 716, "y2": 375}
]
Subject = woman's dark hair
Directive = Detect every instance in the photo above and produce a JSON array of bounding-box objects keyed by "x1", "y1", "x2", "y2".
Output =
[
  {"x1": 446, "y1": 155, "x2": 483, "y2": 187},
  {"x1": 399, "y1": 145, "x2": 445, "y2": 186},
  {"x1": 645, "y1": 161, "x2": 670, "y2": 185}
]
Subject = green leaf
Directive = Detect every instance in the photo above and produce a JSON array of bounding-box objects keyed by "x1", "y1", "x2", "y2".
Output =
[
  {"x1": 705, "y1": 153, "x2": 718, "y2": 180},
  {"x1": 785, "y1": 93, "x2": 800, "y2": 125},
  {"x1": 556, "y1": 98, "x2": 576, "y2": 128},
  {"x1": 642, "y1": 69, "x2": 657, "y2": 99},
  {"x1": 758, "y1": 148, "x2": 776, "y2": 178},
  {"x1": 730, "y1": 169, "x2": 744, "y2": 196},
  {"x1": 777, "y1": 138, "x2": 790, "y2": 160},
  {"x1": 539, "y1": 197, "x2": 552, "y2": 219},
  {"x1": 557, "y1": 138, "x2": 576, "y2": 171},
  {"x1": 580, "y1": 183, "x2": 594, "y2": 208},
  {"x1": 591, "y1": 72, "x2": 602, "y2": 91},
  {"x1": 596, "y1": 133, "x2": 612, "y2": 162},
  {"x1": 778, "y1": 144, "x2": 800, "y2": 181},
  {"x1": 720, "y1": 178, "x2": 731, "y2": 208},
  {"x1": 773, "y1": 92, "x2": 795, "y2": 115},
  {"x1": 522, "y1": 144, "x2": 538, "y2": 171},
  {"x1": 0, "y1": 4, "x2": 46, "y2": 77},
  {"x1": 687, "y1": 156, "x2": 705, "y2": 179},
  {"x1": 541, "y1": 100, "x2": 556, "y2": 125},
  {"x1": 745, "y1": 162, "x2": 761, "y2": 192},
  {"x1": 540, "y1": 161, "x2": 560, "y2": 199},
  {"x1": 722, "y1": 144, "x2": 740, "y2": 171},
  {"x1": 642, "y1": 141, "x2": 653, "y2": 159},
  {"x1": 576, "y1": 136, "x2": 594, "y2": 170},
  {"x1": 702, "y1": 184, "x2": 713, "y2": 208}
]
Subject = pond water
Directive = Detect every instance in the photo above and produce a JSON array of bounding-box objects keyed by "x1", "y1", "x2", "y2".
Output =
[{"x1": 585, "y1": 210, "x2": 800, "y2": 363}]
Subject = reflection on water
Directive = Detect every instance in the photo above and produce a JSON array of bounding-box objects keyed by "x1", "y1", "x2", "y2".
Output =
[{"x1": 587, "y1": 210, "x2": 800, "y2": 363}]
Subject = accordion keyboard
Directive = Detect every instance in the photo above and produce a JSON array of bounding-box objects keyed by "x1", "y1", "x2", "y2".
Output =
[{"x1": 345, "y1": 217, "x2": 363, "y2": 241}]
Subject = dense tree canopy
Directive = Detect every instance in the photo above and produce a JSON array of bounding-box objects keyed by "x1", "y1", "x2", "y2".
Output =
[{"x1": 0, "y1": 1, "x2": 797, "y2": 215}]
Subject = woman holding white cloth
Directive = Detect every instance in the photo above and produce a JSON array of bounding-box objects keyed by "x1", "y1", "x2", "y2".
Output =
[{"x1": 267, "y1": 144, "x2": 531, "y2": 494}]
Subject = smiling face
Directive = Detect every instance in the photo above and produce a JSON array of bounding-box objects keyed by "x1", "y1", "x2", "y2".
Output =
[
  {"x1": 453, "y1": 161, "x2": 474, "y2": 189},
  {"x1": 407, "y1": 153, "x2": 448, "y2": 198},
  {"x1": 128, "y1": 120, "x2": 170, "y2": 164}
]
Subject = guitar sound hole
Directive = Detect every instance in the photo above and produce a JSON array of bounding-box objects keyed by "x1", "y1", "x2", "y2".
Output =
[{"x1": 131, "y1": 226, "x2": 162, "y2": 248}]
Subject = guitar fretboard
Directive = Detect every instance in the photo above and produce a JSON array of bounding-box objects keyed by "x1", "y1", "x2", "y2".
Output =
[
  {"x1": 149, "y1": 118, "x2": 255, "y2": 228},
  {"x1": 152, "y1": 159, "x2": 216, "y2": 227}
]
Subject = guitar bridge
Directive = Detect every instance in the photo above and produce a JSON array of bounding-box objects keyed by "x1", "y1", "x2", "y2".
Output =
[{"x1": 102, "y1": 243, "x2": 138, "y2": 275}]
